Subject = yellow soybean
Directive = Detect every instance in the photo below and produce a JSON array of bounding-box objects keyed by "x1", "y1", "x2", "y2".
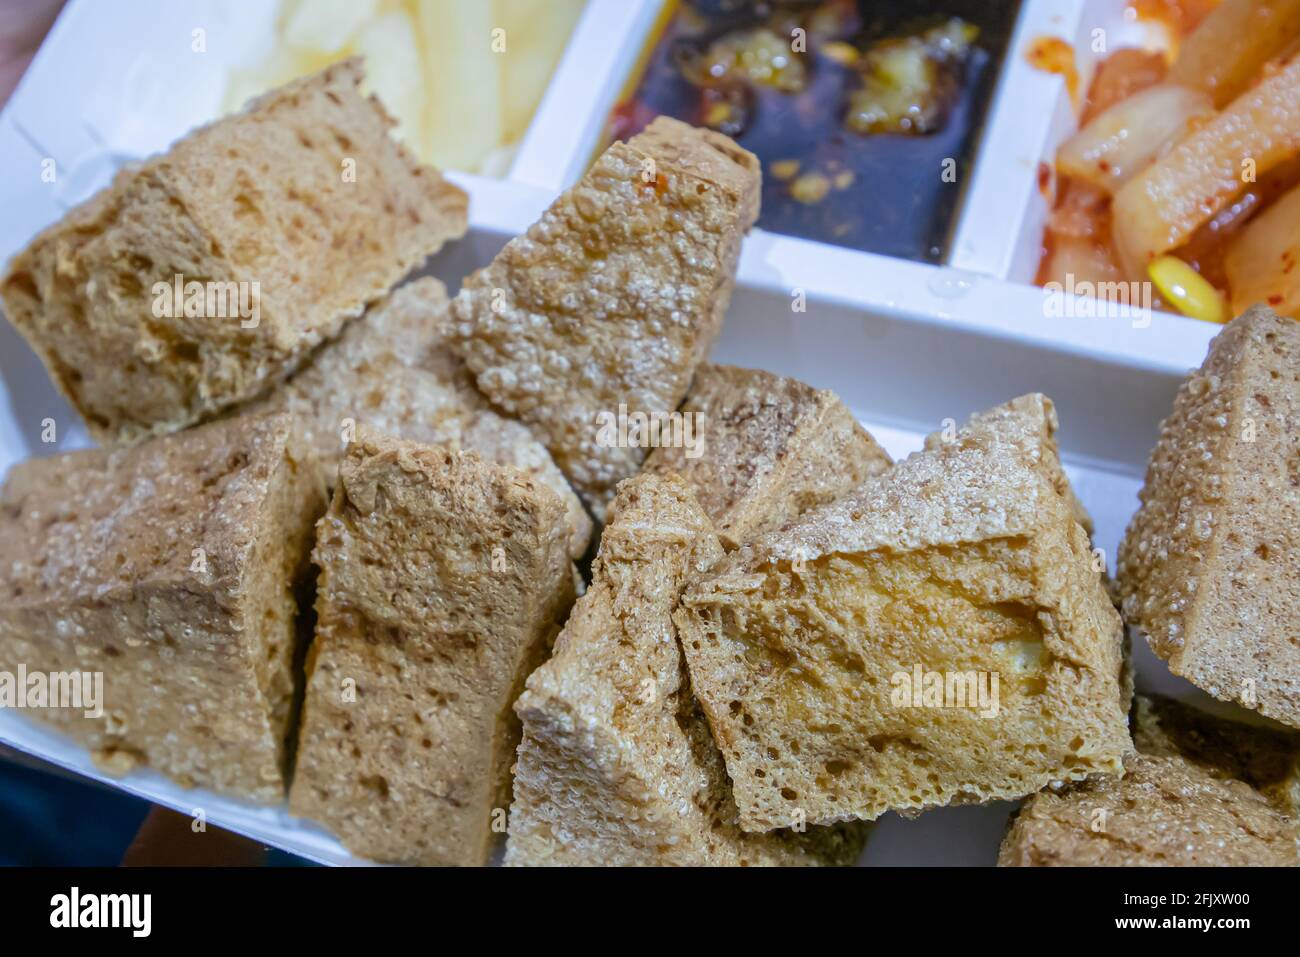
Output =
[{"x1": 1148, "y1": 256, "x2": 1228, "y2": 323}]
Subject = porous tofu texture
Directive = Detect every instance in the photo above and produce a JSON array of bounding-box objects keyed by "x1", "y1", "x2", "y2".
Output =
[
  {"x1": 289, "y1": 431, "x2": 576, "y2": 866},
  {"x1": 450, "y1": 116, "x2": 761, "y2": 519},
  {"x1": 999, "y1": 695, "x2": 1300, "y2": 866},
  {"x1": 677, "y1": 397, "x2": 1131, "y2": 830},
  {"x1": 244, "y1": 277, "x2": 591, "y2": 559},
  {"x1": 507, "y1": 473, "x2": 866, "y2": 866},
  {"x1": 998, "y1": 754, "x2": 1296, "y2": 867},
  {"x1": 0, "y1": 412, "x2": 325, "y2": 801},
  {"x1": 0, "y1": 59, "x2": 467, "y2": 444},
  {"x1": 644, "y1": 364, "x2": 892, "y2": 548},
  {"x1": 1118, "y1": 306, "x2": 1300, "y2": 728},
  {"x1": 1133, "y1": 693, "x2": 1300, "y2": 815},
  {"x1": 923, "y1": 393, "x2": 1093, "y2": 535}
]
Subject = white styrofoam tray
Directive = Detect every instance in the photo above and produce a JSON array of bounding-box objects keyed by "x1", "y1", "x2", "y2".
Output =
[{"x1": 0, "y1": 0, "x2": 1231, "y2": 865}]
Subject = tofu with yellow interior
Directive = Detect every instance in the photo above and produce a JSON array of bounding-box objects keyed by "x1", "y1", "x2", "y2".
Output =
[
  {"x1": 507, "y1": 473, "x2": 867, "y2": 866},
  {"x1": 676, "y1": 396, "x2": 1131, "y2": 831}
]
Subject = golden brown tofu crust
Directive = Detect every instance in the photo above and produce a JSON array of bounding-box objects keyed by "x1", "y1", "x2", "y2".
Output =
[
  {"x1": 243, "y1": 278, "x2": 591, "y2": 558},
  {"x1": 677, "y1": 396, "x2": 1131, "y2": 830},
  {"x1": 1132, "y1": 693, "x2": 1300, "y2": 815},
  {"x1": 288, "y1": 430, "x2": 575, "y2": 865},
  {"x1": 999, "y1": 754, "x2": 1296, "y2": 867},
  {"x1": 507, "y1": 473, "x2": 866, "y2": 866},
  {"x1": 1000, "y1": 694, "x2": 1300, "y2": 866},
  {"x1": 924, "y1": 393, "x2": 1093, "y2": 535},
  {"x1": 1118, "y1": 306, "x2": 1300, "y2": 728},
  {"x1": 0, "y1": 412, "x2": 326, "y2": 801},
  {"x1": 644, "y1": 364, "x2": 892, "y2": 548},
  {"x1": 0, "y1": 59, "x2": 467, "y2": 444},
  {"x1": 450, "y1": 117, "x2": 761, "y2": 519}
]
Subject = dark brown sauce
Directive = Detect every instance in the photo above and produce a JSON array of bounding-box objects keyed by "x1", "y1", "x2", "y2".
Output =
[{"x1": 607, "y1": 0, "x2": 1021, "y2": 263}]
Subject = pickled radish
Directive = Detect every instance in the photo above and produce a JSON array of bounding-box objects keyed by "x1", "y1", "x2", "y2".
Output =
[
  {"x1": 1170, "y1": 0, "x2": 1300, "y2": 107},
  {"x1": 1224, "y1": 180, "x2": 1300, "y2": 317},
  {"x1": 1040, "y1": 234, "x2": 1124, "y2": 290},
  {"x1": 1056, "y1": 84, "x2": 1213, "y2": 193},
  {"x1": 1111, "y1": 55, "x2": 1300, "y2": 271}
]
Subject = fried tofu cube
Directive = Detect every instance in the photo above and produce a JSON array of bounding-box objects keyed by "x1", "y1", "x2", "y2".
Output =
[
  {"x1": 0, "y1": 60, "x2": 467, "y2": 444},
  {"x1": 999, "y1": 694, "x2": 1299, "y2": 866},
  {"x1": 923, "y1": 392, "x2": 1094, "y2": 534},
  {"x1": 644, "y1": 365, "x2": 892, "y2": 548},
  {"x1": 449, "y1": 117, "x2": 761, "y2": 519},
  {"x1": 1133, "y1": 693, "x2": 1300, "y2": 813},
  {"x1": 288, "y1": 430, "x2": 576, "y2": 865},
  {"x1": 246, "y1": 277, "x2": 591, "y2": 558},
  {"x1": 0, "y1": 413, "x2": 326, "y2": 800},
  {"x1": 507, "y1": 473, "x2": 867, "y2": 865},
  {"x1": 999, "y1": 754, "x2": 1295, "y2": 866},
  {"x1": 1118, "y1": 306, "x2": 1300, "y2": 729},
  {"x1": 677, "y1": 396, "x2": 1132, "y2": 830}
]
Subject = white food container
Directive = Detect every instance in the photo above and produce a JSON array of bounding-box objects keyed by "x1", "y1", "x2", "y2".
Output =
[{"x1": 0, "y1": 0, "x2": 1232, "y2": 865}]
